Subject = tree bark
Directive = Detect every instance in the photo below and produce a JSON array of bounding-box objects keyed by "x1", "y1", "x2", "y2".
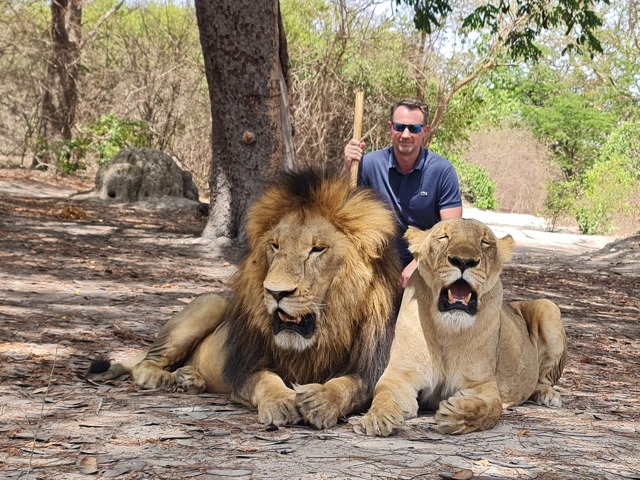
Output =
[
  {"x1": 36, "y1": 0, "x2": 83, "y2": 167},
  {"x1": 195, "y1": 0, "x2": 295, "y2": 242}
]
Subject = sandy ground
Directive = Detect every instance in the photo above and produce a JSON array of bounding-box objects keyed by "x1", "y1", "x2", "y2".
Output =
[{"x1": 0, "y1": 170, "x2": 638, "y2": 480}]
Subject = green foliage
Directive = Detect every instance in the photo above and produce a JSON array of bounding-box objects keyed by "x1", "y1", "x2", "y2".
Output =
[
  {"x1": 396, "y1": 0, "x2": 452, "y2": 34},
  {"x1": 522, "y1": 90, "x2": 616, "y2": 180},
  {"x1": 575, "y1": 154, "x2": 635, "y2": 235},
  {"x1": 598, "y1": 122, "x2": 640, "y2": 175},
  {"x1": 403, "y1": 0, "x2": 608, "y2": 61},
  {"x1": 35, "y1": 114, "x2": 149, "y2": 172},
  {"x1": 543, "y1": 179, "x2": 578, "y2": 231},
  {"x1": 443, "y1": 148, "x2": 498, "y2": 210},
  {"x1": 572, "y1": 122, "x2": 640, "y2": 234},
  {"x1": 34, "y1": 136, "x2": 90, "y2": 174},
  {"x1": 81, "y1": 114, "x2": 150, "y2": 166}
]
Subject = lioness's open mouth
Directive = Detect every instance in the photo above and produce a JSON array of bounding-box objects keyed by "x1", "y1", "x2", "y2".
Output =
[
  {"x1": 273, "y1": 309, "x2": 316, "y2": 338},
  {"x1": 439, "y1": 279, "x2": 478, "y2": 315}
]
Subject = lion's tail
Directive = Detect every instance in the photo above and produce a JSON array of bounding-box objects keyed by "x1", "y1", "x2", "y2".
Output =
[{"x1": 86, "y1": 352, "x2": 147, "y2": 381}]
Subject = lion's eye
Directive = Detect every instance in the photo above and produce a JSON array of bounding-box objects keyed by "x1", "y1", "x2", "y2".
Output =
[
  {"x1": 270, "y1": 242, "x2": 280, "y2": 252},
  {"x1": 310, "y1": 245, "x2": 327, "y2": 255},
  {"x1": 437, "y1": 235, "x2": 448, "y2": 242},
  {"x1": 481, "y1": 240, "x2": 493, "y2": 248}
]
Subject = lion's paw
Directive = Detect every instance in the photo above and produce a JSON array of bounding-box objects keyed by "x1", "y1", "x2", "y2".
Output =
[
  {"x1": 359, "y1": 402, "x2": 405, "y2": 437},
  {"x1": 530, "y1": 384, "x2": 562, "y2": 408},
  {"x1": 435, "y1": 393, "x2": 501, "y2": 434},
  {"x1": 173, "y1": 366, "x2": 206, "y2": 394},
  {"x1": 131, "y1": 363, "x2": 175, "y2": 390},
  {"x1": 293, "y1": 383, "x2": 341, "y2": 429},
  {"x1": 257, "y1": 391, "x2": 302, "y2": 427}
]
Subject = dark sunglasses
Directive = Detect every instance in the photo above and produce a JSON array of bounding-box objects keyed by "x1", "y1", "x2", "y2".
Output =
[{"x1": 391, "y1": 122, "x2": 424, "y2": 134}]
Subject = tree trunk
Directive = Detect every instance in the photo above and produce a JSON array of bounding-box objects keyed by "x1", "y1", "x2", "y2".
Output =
[
  {"x1": 36, "y1": 0, "x2": 83, "y2": 167},
  {"x1": 195, "y1": 0, "x2": 295, "y2": 242}
]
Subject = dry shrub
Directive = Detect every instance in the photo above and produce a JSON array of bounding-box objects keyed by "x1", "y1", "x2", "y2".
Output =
[
  {"x1": 77, "y1": 3, "x2": 211, "y2": 189},
  {"x1": 291, "y1": 71, "x2": 394, "y2": 172},
  {"x1": 0, "y1": 4, "x2": 48, "y2": 165},
  {"x1": 0, "y1": 2, "x2": 211, "y2": 190},
  {"x1": 464, "y1": 127, "x2": 550, "y2": 214}
]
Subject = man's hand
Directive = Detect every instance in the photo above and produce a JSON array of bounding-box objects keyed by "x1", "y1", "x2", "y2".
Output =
[
  {"x1": 343, "y1": 139, "x2": 366, "y2": 176},
  {"x1": 401, "y1": 260, "x2": 418, "y2": 289}
]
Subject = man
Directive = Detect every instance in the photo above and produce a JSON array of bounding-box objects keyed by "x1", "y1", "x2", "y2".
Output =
[{"x1": 344, "y1": 98, "x2": 463, "y2": 288}]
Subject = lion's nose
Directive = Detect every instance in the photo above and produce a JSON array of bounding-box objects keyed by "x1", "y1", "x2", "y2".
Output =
[
  {"x1": 266, "y1": 288, "x2": 297, "y2": 301},
  {"x1": 448, "y1": 256, "x2": 479, "y2": 272}
]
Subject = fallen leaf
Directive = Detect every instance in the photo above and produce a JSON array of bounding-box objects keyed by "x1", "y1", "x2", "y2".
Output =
[
  {"x1": 79, "y1": 456, "x2": 99, "y2": 475},
  {"x1": 439, "y1": 468, "x2": 473, "y2": 480}
]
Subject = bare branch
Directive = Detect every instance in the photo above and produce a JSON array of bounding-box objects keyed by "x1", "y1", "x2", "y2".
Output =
[{"x1": 80, "y1": 0, "x2": 125, "y2": 50}]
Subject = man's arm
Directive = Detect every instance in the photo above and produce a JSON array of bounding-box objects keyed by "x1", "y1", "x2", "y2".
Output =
[{"x1": 440, "y1": 206, "x2": 463, "y2": 220}]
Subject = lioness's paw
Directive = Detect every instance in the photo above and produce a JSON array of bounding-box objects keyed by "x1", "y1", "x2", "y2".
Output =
[
  {"x1": 257, "y1": 392, "x2": 302, "y2": 427},
  {"x1": 359, "y1": 401, "x2": 405, "y2": 437},
  {"x1": 293, "y1": 383, "x2": 340, "y2": 429},
  {"x1": 530, "y1": 385, "x2": 562, "y2": 408},
  {"x1": 435, "y1": 394, "x2": 501, "y2": 434}
]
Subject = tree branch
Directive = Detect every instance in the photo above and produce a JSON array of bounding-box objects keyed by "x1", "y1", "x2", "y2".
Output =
[{"x1": 79, "y1": 0, "x2": 125, "y2": 50}]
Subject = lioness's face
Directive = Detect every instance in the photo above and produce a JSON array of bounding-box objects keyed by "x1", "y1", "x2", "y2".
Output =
[
  {"x1": 407, "y1": 218, "x2": 514, "y2": 330},
  {"x1": 263, "y1": 211, "x2": 345, "y2": 351}
]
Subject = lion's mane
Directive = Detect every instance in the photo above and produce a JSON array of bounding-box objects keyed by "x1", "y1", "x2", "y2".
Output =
[{"x1": 223, "y1": 169, "x2": 402, "y2": 395}]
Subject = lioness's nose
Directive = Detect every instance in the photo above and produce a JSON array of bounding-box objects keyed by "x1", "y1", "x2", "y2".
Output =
[
  {"x1": 448, "y1": 256, "x2": 479, "y2": 272},
  {"x1": 266, "y1": 288, "x2": 297, "y2": 301}
]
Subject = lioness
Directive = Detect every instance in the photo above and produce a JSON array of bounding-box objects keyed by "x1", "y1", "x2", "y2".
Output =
[
  {"x1": 360, "y1": 218, "x2": 566, "y2": 436},
  {"x1": 88, "y1": 169, "x2": 402, "y2": 429}
]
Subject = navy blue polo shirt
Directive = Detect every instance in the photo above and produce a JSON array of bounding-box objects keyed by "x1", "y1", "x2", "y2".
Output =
[{"x1": 358, "y1": 146, "x2": 462, "y2": 266}]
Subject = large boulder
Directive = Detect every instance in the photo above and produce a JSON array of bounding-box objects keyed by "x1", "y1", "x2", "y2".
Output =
[{"x1": 80, "y1": 148, "x2": 199, "y2": 203}]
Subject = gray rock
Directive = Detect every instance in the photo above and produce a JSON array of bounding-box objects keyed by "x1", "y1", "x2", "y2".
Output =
[{"x1": 75, "y1": 148, "x2": 199, "y2": 203}]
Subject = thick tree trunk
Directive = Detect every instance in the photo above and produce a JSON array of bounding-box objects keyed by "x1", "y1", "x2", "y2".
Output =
[
  {"x1": 195, "y1": 0, "x2": 295, "y2": 242},
  {"x1": 36, "y1": 0, "x2": 82, "y2": 167}
]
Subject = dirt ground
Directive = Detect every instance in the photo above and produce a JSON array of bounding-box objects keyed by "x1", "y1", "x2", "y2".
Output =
[{"x1": 1, "y1": 169, "x2": 639, "y2": 480}]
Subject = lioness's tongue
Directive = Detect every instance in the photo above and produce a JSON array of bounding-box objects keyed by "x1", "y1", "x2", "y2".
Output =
[{"x1": 448, "y1": 280, "x2": 472, "y2": 305}]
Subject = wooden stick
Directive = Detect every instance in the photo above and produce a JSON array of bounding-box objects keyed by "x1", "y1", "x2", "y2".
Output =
[{"x1": 350, "y1": 91, "x2": 364, "y2": 187}]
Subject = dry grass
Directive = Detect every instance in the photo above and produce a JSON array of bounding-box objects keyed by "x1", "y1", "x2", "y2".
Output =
[{"x1": 464, "y1": 127, "x2": 550, "y2": 215}]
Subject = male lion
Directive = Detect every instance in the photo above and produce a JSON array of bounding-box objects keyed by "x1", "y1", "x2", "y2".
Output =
[
  {"x1": 88, "y1": 169, "x2": 402, "y2": 429},
  {"x1": 360, "y1": 218, "x2": 566, "y2": 436}
]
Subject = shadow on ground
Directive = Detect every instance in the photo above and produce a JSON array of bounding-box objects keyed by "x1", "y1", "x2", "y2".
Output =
[{"x1": 1, "y1": 172, "x2": 638, "y2": 479}]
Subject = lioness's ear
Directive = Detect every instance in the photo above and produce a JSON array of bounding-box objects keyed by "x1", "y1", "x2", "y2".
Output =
[
  {"x1": 405, "y1": 226, "x2": 429, "y2": 259},
  {"x1": 498, "y1": 234, "x2": 515, "y2": 264}
]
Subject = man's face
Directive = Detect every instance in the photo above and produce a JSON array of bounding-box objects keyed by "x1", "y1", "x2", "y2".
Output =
[{"x1": 388, "y1": 106, "x2": 428, "y2": 157}]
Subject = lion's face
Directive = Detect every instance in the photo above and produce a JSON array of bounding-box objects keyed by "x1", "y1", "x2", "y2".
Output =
[
  {"x1": 263, "y1": 211, "x2": 346, "y2": 352},
  {"x1": 406, "y1": 218, "x2": 514, "y2": 331}
]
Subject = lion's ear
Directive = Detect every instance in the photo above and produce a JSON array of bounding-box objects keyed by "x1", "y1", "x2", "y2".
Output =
[
  {"x1": 498, "y1": 234, "x2": 515, "y2": 264},
  {"x1": 405, "y1": 226, "x2": 429, "y2": 259}
]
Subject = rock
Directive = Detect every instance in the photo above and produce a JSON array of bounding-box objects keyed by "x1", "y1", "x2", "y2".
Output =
[{"x1": 74, "y1": 148, "x2": 199, "y2": 204}]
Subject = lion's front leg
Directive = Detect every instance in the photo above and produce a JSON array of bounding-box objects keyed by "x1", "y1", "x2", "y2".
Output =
[
  {"x1": 234, "y1": 371, "x2": 302, "y2": 427},
  {"x1": 294, "y1": 375, "x2": 366, "y2": 429},
  {"x1": 359, "y1": 368, "x2": 423, "y2": 437},
  {"x1": 435, "y1": 381, "x2": 502, "y2": 434}
]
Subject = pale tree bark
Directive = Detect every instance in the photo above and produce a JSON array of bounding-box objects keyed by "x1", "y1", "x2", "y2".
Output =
[
  {"x1": 36, "y1": 0, "x2": 83, "y2": 167},
  {"x1": 195, "y1": 0, "x2": 295, "y2": 242}
]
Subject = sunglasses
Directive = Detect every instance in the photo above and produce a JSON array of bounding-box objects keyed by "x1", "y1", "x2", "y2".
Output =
[{"x1": 391, "y1": 122, "x2": 424, "y2": 134}]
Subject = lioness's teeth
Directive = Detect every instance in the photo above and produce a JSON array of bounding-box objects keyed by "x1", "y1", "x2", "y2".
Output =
[{"x1": 447, "y1": 289, "x2": 473, "y2": 305}]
